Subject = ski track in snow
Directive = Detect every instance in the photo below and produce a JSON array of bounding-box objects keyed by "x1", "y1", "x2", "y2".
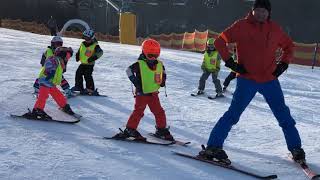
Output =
[{"x1": 0, "y1": 28, "x2": 319, "y2": 180}]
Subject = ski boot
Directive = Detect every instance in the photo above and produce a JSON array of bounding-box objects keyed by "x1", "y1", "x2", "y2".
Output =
[
  {"x1": 198, "y1": 145, "x2": 231, "y2": 165},
  {"x1": 64, "y1": 88, "x2": 73, "y2": 98},
  {"x1": 197, "y1": 90, "x2": 204, "y2": 95},
  {"x1": 154, "y1": 127, "x2": 174, "y2": 141},
  {"x1": 215, "y1": 92, "x2": 224, "y2": 98},
  {"x1": 291, "y1": 148, "x2": 306, "y2": 164},
  {"x1": 91, "y1": 89, "x2": 100, "y2": 96},
  {"x1": 113, "y1": 128, "x2": 146, "y2": 141},
  {"x1": 80, "y1": 88, "x2": 94, "y2": 95},
  {"x1": 61, "y1": 104, "x2": 75, "y2": 115},
  {"x1": 71, "y1": 86, "x2": 83, "y2": 92},
  {"x1": 26, "y1": 108, "x2": 52, "y2": 120},
  {"x1": 80, "y1": 89, "x2": 89, "y2": 95}
]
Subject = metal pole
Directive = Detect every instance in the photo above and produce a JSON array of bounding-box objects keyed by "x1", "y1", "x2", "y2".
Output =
[
  {"x1": 106, "y1": 1, "x2": 108, "y2": 33},
  {"x1": 106, "y1": 0, "x2": 120, "y2": 12},
  {"x1": 312, "y1": 43, "x2": 318, "y2": 69},
  {"x1": 105, "y1": 0, "x2": 120, "y2": 12}
]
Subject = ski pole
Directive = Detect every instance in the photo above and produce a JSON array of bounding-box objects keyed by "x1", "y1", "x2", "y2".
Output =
[
  {"x1": 130, "y1": 83, "x2": 135, "y2": 97},
  {"x1": 164, "y1": 85, "x2": 168, "y2": 97}
]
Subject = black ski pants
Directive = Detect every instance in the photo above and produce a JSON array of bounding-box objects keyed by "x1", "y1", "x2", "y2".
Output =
[{"x1": 75, "y1": 64, "x2": 95, "y2": 91}]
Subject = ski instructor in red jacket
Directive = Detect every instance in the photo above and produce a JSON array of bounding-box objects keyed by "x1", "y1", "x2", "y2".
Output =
[{"x1": 199, "y1": 0, "x2": 305, "y2": 165}]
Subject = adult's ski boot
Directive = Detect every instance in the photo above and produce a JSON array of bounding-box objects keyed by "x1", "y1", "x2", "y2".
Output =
[
  {"x1": 291, "y1": 148, "x2": 306, "y2": 164},
  {"x1": 198, "y1": 145, "x2": 231, "y2": 165}
]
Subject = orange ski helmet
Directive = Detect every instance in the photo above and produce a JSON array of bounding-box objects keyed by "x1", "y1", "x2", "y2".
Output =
[{"x1": 142, "y1": 39, "x2": 161, "y2": 60}]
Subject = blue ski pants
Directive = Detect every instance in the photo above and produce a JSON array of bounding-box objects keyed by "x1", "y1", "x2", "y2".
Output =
[{"x1": 207, "y1": 78, "x2": 302, "y2": 151}]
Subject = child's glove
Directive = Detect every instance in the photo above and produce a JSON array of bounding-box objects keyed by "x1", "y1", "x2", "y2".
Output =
[
  {"x1": 201, "y1": 64, "x2": 206, "y2": 71},
  {"x1": 88, "y1": 55, "x2": 98, "y2": 63},
  {"x1": 76, "y1": 52, "x2": 80, "y2": 62}
]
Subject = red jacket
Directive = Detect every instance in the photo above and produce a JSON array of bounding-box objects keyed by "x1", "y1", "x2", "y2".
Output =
[{"x1": 214, "y1": 12, "x2": 294, "y2": 83}]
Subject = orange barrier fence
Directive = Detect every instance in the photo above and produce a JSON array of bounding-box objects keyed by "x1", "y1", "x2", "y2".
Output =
[
  {"x1": 292, "y1": 42, "x2": 319, "y2": 66},
  {"x1": 182, "y1": 32, "x2": 195, "y2": 50},
  {"x1": 208, "y1": 30, "x2": 219, "y2": 39},
  {"x1": 3, "y1": 19, "x2": 318, "y2": 67},
  {"x1": 194, "y1": 30, "x2": 208, "y2": 52},
  {"x1": 171, "y1": 33, "x2": 184, "y2": 49},
  {"x1": 146, "y1": 30, "x2": 320, "y2": 67}
]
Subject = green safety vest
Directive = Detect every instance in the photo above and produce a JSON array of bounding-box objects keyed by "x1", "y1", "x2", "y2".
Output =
[
  {"x1": 139, "y1": 60, "x2": 163, "y2": 94},
  {"x1": 79, "y1": 42, "x2": 97, "y2": 64},
  {"x1": 38, "y1": 57, "x2": 63, "y2": 85},
  {"x1": 45, "y1": 48, "x2": 54, "y2": 59},
  {"x1": 203, "y1": 51, "x2": 220, "y2": 72}
]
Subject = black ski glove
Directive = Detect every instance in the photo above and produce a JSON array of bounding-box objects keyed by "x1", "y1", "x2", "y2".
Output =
[
  {"x1": 272, "y1": 62, "x2": 288, "y2": 77},
  {"x1": 76, "y1": 52, "x2": 80, "y2": 62},
  {"x1": 88, "y1": 55, "x2": 98, "y2": 63},
  {"x1": 225, "y1": 57, "x2": 247, "y2": 74}
]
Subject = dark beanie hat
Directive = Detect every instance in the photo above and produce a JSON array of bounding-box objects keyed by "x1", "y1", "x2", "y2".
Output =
[{"x1": 253, "y1": 0, "x2": 271, "y2": 12}]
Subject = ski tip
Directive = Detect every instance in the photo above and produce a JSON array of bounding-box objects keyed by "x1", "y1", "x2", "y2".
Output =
[
  {"x1": 174, "y1": 141, "x2": 191, "y2": 146},
  {"x1": 264, "y1": 175, "x2": 278, "y2": 179},
  {"x1": 72, "y1": 119, "x2": 81, "y2": 123},
  {"x1": 312, "y1": 175, "x2": 320, "y2": 180},
  {"x1": 171, "y1": 151, "x2": 184, "y2": 155},
  {"x1": 103, "y1": 136, "x2": 114, "y2": 139}
]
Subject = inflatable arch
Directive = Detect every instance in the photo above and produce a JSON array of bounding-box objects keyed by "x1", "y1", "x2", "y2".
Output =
[{"x1": 58, "y1": 19, "x2": 90, "y2": 36}]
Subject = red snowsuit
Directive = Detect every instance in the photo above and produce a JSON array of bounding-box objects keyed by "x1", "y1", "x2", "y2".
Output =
[{"x1": 126, "y1": 54, "x2": 167, "y2": 129}]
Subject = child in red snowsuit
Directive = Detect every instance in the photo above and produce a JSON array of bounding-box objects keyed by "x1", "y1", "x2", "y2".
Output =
[
  {"x1": 26, "y1": 47, "x2": 75, "y2": 119},
  {"x1": 33, "y1": 36, "x2": 72, "y2": 98},
  {"x1": 114, "y1": 39, "x2": 174, "y2": 141}
]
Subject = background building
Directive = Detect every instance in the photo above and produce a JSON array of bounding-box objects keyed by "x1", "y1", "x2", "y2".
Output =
[{"x1": 1, "y1": 0, "x2": 320, "y2": 43}]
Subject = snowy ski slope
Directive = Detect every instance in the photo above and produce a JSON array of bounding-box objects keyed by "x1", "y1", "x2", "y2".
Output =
[{"x1": 0, "y1": 28, "x2": 319, "y2": 180}]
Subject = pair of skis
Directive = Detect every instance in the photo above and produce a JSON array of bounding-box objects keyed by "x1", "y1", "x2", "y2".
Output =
[
  {"x1": 104, "y1": 133, "x2": 277, "y2": 179},
  {"x1": 69, "y1": 88, "x2": 108, "y2": 98},
  {"x1": 103, "y1": 132, "x2": 191, "y2": 147},
  {"x1": 68, "y1": 92, "x2": 108, "y2": 98},
  {"x1": 191, "y1": 93, "x2": 224, "y2": 100},
  {"x1": 10, "y1": 109, "x2": 81, "y2": 124},
  {"x1": 173, "y1": 151, "x2": 320, "y2": 180},
  {"x1": 105, "y1": 133, "x2": 319, "y2": 180}
]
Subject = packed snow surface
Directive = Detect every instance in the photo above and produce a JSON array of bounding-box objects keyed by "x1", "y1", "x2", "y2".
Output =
[{"x1": 0, "y1": 28, "x2": 319, "y2": 180}]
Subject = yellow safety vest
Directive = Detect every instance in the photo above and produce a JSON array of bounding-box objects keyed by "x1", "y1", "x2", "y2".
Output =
[
  {"x1": 45, "y1": 48, "x2": 54, "y2": 59},
  {"x1": 203, "y1": 51, "x2": 220, "y2": 72},
  {"x1": 139, "y1": 60, "x2": 163, "y2": 94},
  {"x1": 38, "y1": 57, "x2": 63, "y2": 85},
  {"x1": 79, "y1": 42, "x2": 97, "y2": 64}
]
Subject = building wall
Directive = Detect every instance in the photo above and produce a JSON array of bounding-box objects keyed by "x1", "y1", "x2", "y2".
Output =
[
  {"x1": 1, "y1": 0, "x2": 320, "y2": 43},
  {"x1": 130, "y1": 0, "x2": 320, "y2": 43}
]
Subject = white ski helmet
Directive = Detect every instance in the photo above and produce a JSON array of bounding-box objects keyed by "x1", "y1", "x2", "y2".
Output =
[
  {"x1": 51, "y1": 36, "x2": 63, "y2": 43},
  {"x1": 82, "y1": 29, "x2": 95, "y2": 40}
]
